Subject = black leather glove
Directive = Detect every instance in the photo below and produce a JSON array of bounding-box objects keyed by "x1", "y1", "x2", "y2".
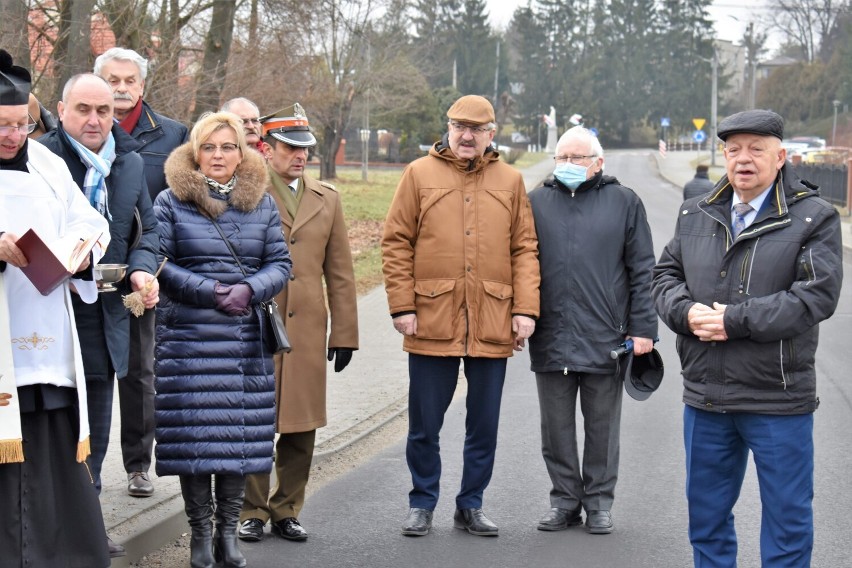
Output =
[
  {"x1": 327, "y1": 348, "x2": 354, "y2": 373},
  {"x1": 214, "y1": 282, "x2": 253, "y2": 316}
]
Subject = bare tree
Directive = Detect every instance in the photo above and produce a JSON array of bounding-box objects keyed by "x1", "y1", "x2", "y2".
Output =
[
  {"x1": 192, "y1": 0, "x2": 237, "y2": 118},
  {"x1": 93, "y1": 0, "x2": 213, "y2": 122},
  {"x1": 0, "y1": 0, "x2": 30, "y2": 65},
  {"x1": 772, "y1": 0, "x2": 849, "y2": 62},
  {"x1": 52, "y1": 0, "x2": 96, "y2": 104}
]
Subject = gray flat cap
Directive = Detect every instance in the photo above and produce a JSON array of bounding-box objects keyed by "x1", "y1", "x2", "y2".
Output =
[{"x1": 717, "y1": 109, "x2": 784, "y2": 141}]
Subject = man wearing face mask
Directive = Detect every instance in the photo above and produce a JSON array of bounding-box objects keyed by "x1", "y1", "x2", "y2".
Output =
[{"x1": 527, "y1": 126, "x2": 657, "y2": 535}]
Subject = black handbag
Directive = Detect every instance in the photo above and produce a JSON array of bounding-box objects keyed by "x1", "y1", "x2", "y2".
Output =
[
  {"x1": 260, "y1": 297, "x2": 291, "y2": 353},
  {"x1": 209, "y1": 218, "x2": 291, "y2": 354}
]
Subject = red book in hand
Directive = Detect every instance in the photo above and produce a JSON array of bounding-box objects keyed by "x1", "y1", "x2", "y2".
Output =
[{"x1": 15, "y1": 229, "x2": 102, "y2": 296}]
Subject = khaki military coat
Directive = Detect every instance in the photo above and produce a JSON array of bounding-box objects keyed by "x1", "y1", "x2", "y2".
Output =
[
  {"x1": 381, "y1": 140, "x2": 540, "y2": 358},
  {"x1": 268, "y1": 174, "x2": 358, "y2": 433}
]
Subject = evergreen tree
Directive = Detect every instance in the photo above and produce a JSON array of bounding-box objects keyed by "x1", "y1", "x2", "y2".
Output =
[
  {"x1": 586, "y1": 0, "x2": 660, "y2": 144},
  {"x1": 651, "y1": 0, "x2": 717, "y2": 136}
]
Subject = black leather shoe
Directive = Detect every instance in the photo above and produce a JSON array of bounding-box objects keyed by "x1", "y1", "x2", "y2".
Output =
[
  {"x1": 585, "y1": 510, "x2": 613, "y2": 534},
  {"x1": 127, "y1": 471, "x2": 154, "y2": 497},
  {"x1": 401, "y1": 508, "x2": 433, "y2": 536},
  {"x1": 107, "y1": 536, "x2": 126, "y2": 558},
  {"x1": 272, "y1": 517, "x2": 308, "y2": 541},
  {"x1": 238, "y1": 518, "x2": 265, "y2": 542},
  {"x1": 537, "y1": 507, "x2": 583, "y2": 531},
  {"x1": 453, "y1": 508, "x2": 498, "y2": 536}
]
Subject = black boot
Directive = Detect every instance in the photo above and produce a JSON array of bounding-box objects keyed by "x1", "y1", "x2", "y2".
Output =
[
  {"x1": 179, "y1": 475, "x2": 215, "y2": 568},
  {"x1": 213, "y1": 475, "x2": 247, "y2": 568}
]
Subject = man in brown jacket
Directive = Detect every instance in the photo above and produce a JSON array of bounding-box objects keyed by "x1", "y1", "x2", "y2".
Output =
[
  {"x1": 381, "y1": 95, "x2": 540, "y2": 537},
  {"x1": 239, "y1": 104, "x2": 359, "y2": 543}
]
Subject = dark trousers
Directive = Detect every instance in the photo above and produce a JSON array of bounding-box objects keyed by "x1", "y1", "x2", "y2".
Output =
[
  {"x1": 242, "y1": 430, "x2": 316, "y2": 523},
  {"x1": 684, "y1": 406, "x2": 814, "y2": 568},
  {"x1": 86, "y1": 377, "x2": 114, "y2": 493},
  {"x1": 406, "y1": 354, "x2": 507, "y2": 511},
  {"x1": 119, "y1": 309, "x2": 156, "y2": 474},
  {"x1": 0, "y1": 401, "x2": 110, "y2": 568},
  {"x1": 535, "y1": 370, "x2": 623, "y2": 512}
]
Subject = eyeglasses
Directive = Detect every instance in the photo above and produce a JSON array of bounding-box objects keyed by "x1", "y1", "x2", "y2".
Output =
[
  {"x1": 449, "y1": 121, "x2": 493, "y2": 136},
  {"x1": 241, "y1": 118, "x2": 261, "y2": 125},
  {"x1": 554, "y1": 154, "x2": 597, "y2": 165},
  {"x1": 0, "y1": 123, "x2": 38, "y2": 136},
  {"x1": 199, "y1": 143, "x2": 240, "y2": 154}
]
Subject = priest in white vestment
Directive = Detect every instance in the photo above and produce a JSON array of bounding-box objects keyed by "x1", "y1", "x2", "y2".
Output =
[{"x1": 0, "y1": 49, "x2": 113, "y2": 568}]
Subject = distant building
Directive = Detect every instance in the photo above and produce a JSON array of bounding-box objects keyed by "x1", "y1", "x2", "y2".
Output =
[{"x1": 714, "y1": 40, "x2": 797, "y2": 113}]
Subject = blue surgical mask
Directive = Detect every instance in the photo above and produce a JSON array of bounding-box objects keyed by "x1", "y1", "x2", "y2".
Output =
[{"x1": 553, "y1": 162, "x2": 591, "y2": 190}]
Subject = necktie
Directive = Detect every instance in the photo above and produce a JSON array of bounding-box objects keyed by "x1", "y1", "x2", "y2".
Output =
[{"x1": 732, "y1": 202, "x2": 753, "y2": 238}]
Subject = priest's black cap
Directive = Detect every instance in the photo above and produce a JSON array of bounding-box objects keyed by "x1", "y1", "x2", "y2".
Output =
[
  {"x1": 717, "y1": 109, "x2": 784, "y2": 141},
  {"x1": 0, "y1": 50, "x2": 31, "y2": 106}
]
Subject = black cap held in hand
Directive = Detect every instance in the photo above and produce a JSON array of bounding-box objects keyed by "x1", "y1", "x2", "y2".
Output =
[
  {"x1": 0, "y1": 50, "x2": 32, "y2": 106},
  {"x1": 623, "y1": 349, "x2": 664, "y2": 401},
  {"x1": 717, "y1": 109, "x2": 784, "y2": 141}
]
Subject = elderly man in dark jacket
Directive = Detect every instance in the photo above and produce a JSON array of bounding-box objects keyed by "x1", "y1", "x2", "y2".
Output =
[
  {"x1": 94, "y1": 47, "x2": 188, "y2": 499},
  {"x1": 652, "y1": 109, "x2": 842, "y2": 568},
  {"x1": 528, "y1": 126, "x2": 658, "y2": 536},
  {"x1": 39, "y1": 73, "x2": 159, "y2": 558}
]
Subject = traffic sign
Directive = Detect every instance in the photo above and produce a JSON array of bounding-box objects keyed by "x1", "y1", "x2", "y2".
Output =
[
  {"x1": 692, "y1": 118, "x2": 706, "y2": 131},
  {"x1": 661, "y1": 117, "x2": 670, "y2": 127},
  {"x1": 693, "y1": 130, "x2": 707, "y2": 143}
]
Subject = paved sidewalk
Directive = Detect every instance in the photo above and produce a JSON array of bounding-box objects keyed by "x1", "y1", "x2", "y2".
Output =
[{"x1": 102, "y1": 156, "x2": 557, "y2": 566}]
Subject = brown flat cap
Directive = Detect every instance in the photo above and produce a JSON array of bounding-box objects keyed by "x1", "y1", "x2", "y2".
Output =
[
  {"x1": 447, "y1": 95, "x2": 495, "y2": 125},
  {"x1": 717, "y1": 109, "x2": 784, "y2": 141}
]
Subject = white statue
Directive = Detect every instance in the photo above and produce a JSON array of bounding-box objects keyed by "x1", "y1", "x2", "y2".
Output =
[{"x1": 545, "y1": 106, "x2": 558, "y2": 153}]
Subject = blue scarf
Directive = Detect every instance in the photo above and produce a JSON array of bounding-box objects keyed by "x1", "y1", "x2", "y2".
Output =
[{"x1": 62, "y1": 129, "x2": 116, "y2": 220}]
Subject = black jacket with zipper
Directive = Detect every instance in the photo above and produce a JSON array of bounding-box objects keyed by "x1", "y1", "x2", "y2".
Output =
[
  {"x1": 528, "y1": 172, "x2": 658, "y2": 375},
  {"x1": 652, "y1": 164, "x2": 843, "y2": 414}
]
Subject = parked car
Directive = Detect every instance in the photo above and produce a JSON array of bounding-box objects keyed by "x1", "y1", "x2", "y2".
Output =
[
  {"x1": 790, "y1": 136, "x2": 826, "y2": 149},
  {"x1": 782, "y1": 139, "x2": 810, "y2": 156},
  {"x1": 800, "y1": 146, "x2": 851, "y2": 165}
]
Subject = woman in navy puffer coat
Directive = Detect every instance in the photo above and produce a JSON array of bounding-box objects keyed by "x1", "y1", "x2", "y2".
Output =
[{"x1": 153, "y1": 112, "x2": 291, "y2": 568}]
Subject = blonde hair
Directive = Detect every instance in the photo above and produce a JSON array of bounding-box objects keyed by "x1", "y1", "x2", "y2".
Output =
[{"x1": 190, "y1": 112, "x2": 248, "y2": 162}]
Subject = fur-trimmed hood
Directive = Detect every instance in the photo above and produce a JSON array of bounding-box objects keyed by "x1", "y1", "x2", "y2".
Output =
[{"x1": 164, "y1": 142, "x2": 269, "y2": 218}]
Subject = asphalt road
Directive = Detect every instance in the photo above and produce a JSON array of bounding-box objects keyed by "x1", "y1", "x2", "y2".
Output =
[{"x1": 240, "y1": 150, "x2": 852, "y2": 568}]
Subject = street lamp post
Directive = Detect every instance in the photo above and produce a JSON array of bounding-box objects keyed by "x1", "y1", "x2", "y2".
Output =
[
  {"x1": 360, "y1": 128, "x2": 370, "y2": 181},
  {"x1": 833, "y1": 99, "x2": 841, "y2": 146},
  {"x1": 711, "y1": 48, "x2": 719, "y2": 167}
]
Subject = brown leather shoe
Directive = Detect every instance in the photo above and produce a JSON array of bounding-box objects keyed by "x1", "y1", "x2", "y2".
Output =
[
  {"x1": 127, "y1": 471, "x2": 154, "y2": 497},
  {"x1": 453, "y1": 508, "x2": 498, "y2": 536}
]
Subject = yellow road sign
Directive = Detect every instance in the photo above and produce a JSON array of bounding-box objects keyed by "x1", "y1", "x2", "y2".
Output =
[{"x1": 692, "y1": 118, "x2": 706, "y2": 131}]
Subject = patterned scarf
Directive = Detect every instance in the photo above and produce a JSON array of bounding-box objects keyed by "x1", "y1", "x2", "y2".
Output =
[
  {"x1": 63, "y1": 129, "x2": 116, "y2": 220},
  {"x1": 204, "y1": 174, "x2": 237, "y2": 195}
]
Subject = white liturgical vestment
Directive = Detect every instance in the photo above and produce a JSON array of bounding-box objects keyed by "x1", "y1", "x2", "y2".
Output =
[{"x1": 0, "y1": 139, "x2": 110, "y2": 462}]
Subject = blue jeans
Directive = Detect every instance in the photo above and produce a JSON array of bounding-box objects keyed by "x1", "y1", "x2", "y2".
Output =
[
  {"x1": 406, "y1": 354, "x2": 507, "y2": 511},
  {"x1": 683, "y1": 406, "x2": 814, "y2": 568}
]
